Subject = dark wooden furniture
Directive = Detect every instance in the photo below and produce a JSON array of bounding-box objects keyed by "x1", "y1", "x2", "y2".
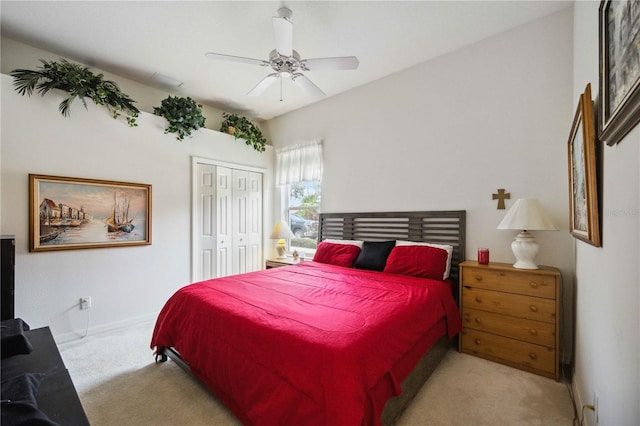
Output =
[
  {"x1": 459, "y1": 260, "x2": 561, "y2": 380},
  {"x1": 2, "y1": 327, "x2": 89, "y2": 425},
  {"x1": 1, "y1": 235, "x2": 16, "y2": 321}
]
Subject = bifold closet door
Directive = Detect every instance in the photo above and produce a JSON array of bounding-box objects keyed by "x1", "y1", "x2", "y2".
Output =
[
  {"x1": 194, "y1": 163, "x2": 262, "y2": 281},
  {"x1": 216, "y1": 166, "x2": 233, "y2": 277},
  {"x1": 247, "y1": 171, "x2": 262, "y2": 272},
  {"x1": 231, "y1": 170, "x2": 262, "y2": 275},
  {"x1": 195, "y1": 163, "x2": 217, "y2": 281}
]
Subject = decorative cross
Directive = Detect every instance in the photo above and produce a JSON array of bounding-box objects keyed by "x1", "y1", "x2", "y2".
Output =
[{"x1": 492, "y1": 189, "x2": 511, "y2": 210}]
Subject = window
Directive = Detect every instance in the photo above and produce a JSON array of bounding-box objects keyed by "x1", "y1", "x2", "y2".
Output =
[
  {"x1": 287, "y1": 181, "x2": 320, "y2": 251},
  {"x1": 276, "y1": 140, "x2": 323, "y2": 253}
]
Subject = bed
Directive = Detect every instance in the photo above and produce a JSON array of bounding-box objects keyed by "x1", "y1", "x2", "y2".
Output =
[{"x1": 151, "y1": 210, "x2": 465, "y2": 425}]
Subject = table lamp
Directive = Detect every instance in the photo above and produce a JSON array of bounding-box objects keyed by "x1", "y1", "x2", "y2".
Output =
[
  {"x1": 270, "y1": 221, "x2": 294, "y2": 258},
  {"x1": 497, "y1": 198, "x2": 557, "y2": 269}
]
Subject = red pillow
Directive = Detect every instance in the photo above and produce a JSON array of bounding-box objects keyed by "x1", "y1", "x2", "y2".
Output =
[
  {"x1": 313, "y1": 242, "x2": 361, "y2": 267},
  {"x1": 383, "y1": 245, "x2": 448, "y2": 280}
]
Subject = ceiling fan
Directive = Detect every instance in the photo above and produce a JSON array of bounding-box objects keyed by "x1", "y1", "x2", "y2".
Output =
[{"x1": 205, "y1": 7, "x2": 359, "y2": 99}]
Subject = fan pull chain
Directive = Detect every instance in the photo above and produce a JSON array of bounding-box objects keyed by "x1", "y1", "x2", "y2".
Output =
[{"x1": 280, "y1": 74, "x2": 284, "y2": 102}]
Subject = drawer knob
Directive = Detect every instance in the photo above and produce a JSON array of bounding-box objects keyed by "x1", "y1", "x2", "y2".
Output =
[
  {"x1": 529, "y1": 353, "x2": 538, "y2": 360},
  {"x1": 475, "y1": 339, "x2": 482, "y2": 345},
  {"x1": 475, "y1": 317, "x2": 482, "y2": 324},
  {"x1": 530, "y1": 305, "x2": 538, "y2": 312},
  {"x1": 475, "y1": 297, "x2": 482, "y2": 303},
  {"x1": 475, "y1": 275, "x2": 483, "y2": 281},
  {"x1": 529, "y1": 281, "x2": 539, "y2": 289},
  {"x1": 530, "y1": 329, "x2": 538, "y2": 336}
]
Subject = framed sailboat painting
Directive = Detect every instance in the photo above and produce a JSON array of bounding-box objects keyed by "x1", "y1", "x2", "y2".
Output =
[{"x1": 29, "y1": 174, "x2": 151, "y2": 252}]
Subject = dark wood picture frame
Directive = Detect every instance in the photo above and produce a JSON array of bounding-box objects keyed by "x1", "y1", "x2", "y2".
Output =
[
  {"x1": 568, "y1": 84, "x2": 601, "y2": 247},
  {"x1": 29, "y1": 174, "x2": 152, "y2": 252},
  {"x1": 598, "y1": 0, "x2": 640, "y2": 146}
]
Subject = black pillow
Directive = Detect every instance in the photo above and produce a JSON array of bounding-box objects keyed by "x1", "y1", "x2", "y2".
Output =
[{"x1": 353, "y1": 241, "x2": 396, "y2": 271}]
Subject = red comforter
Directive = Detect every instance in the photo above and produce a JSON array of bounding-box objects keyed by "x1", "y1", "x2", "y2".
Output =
[{"x1": 151, "y1": 261, "x2": 461, "y2": 425}]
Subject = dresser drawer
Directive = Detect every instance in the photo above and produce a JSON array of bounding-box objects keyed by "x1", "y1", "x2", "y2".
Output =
[
  {"x1": 462, "y1": 266, "x2": 556, "y2": 299},
  {"x1": 461, "y1": 328, "x2": 556, "y2": 376},
  {"x1": 462, "y1": 307, "x2": 555, "y2": 347},
  {"x1": 462, "y1": 287, "x2": 556, "y2": 324}
]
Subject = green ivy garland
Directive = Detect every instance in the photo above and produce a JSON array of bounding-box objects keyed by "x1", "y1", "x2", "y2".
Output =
[
  {"x1": 220, "y1": 112, "x2": 267, "y2": 152},
  {"x1": 153, "y1": 96, "x2": 206, "y2": 141},
  {"x1": 10, "y1": 59, "x2": 139, "y2": 126}
]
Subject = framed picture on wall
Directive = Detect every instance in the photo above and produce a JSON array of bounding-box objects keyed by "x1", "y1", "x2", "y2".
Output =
[
  {"x1": 567, "y1": 84, "x2": 601, "y2": 247},
  {"x1": 29, "y1": 174, "x2": 152, "y2": 252},
  {"x1": 598, "y1": 0, "x2": 640, "y2": 146}
]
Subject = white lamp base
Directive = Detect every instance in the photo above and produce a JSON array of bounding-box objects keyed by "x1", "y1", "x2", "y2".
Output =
[
  {"x1": 275, "y1": 239, "x2": 287, "y2": 259},
  {"x1": 511, "y1": 231, "x2": 539, "y2": 269}
]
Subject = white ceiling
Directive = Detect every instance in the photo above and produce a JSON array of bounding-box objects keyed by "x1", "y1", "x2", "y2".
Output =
[{"x1": 1, "y1": 1, "x2": 572, "y2": 121}]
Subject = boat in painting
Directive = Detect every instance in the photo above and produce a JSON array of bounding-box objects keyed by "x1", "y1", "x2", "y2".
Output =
[
  {"x1": 39, "y1": 210, "x2": 61, "y2": 243},
  {"x1": 105, "y1": 193, "x2": 135, "y2": 233},
  {"x1": 39, "y1": 226, "x2": 60, "y2": 243}
]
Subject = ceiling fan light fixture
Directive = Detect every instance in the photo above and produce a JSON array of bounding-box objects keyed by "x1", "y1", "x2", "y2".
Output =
[{"x1": 205, "y1": 7, "x2": 358, "y2": 99}]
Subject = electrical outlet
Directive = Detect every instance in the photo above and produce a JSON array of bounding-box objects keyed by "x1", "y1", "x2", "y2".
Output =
[
  {"x1": 594, "y1": 392, "x2": 599, "y2": 424},
  {"x1": 80, "y1": 297, "x2": 92, "y2": 310}
]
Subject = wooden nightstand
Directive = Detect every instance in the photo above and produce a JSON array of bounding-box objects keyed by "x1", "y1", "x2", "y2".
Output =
[
  {"x1": 265, "y1": 257, "x2": 303, "y2": 269},
  {"x1": 459, "y1": 260, "x2": 561, "y2": 380}
]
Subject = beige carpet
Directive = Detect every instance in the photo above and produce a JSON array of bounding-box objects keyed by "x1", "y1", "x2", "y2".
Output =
[{"x1": 58, "y1": 321, "x2": 575, "y2": 425}]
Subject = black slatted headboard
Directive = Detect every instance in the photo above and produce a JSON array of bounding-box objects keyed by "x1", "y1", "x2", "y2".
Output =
[{"x1": 318, "y1": 210, "x2": 466, "y2": 289}]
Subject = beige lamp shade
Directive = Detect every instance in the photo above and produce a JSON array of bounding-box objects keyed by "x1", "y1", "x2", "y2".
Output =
[
  {"x1": 497, "y1": 198, "x2": 558, "y2": 231},
  {"x1": 497, "y1": 198, "x2": 557, "y2": 270},
  {"x1": 270, "y1": 221, "x2": 294, "y2": 258},
  {"x1": 270, "y1": 221, "x2": 295, "y2": 239}
]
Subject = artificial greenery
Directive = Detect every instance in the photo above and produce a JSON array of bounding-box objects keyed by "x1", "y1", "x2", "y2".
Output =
[
  {"x1": 220, "y1": 112, "x2": 267, "y2": 152},
  {"x1": 10, "y1": 59, "x2": 139, "y2": 126},
  {"x1": 153, "y1": 96, "x2": 206, "y2": 141}
]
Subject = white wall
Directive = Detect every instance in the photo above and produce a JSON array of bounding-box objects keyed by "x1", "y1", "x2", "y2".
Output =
[
  {"x1": 0, "y1": 72, "x2": 274, "y2": 342},
  {"x1": 572, "y1": 3, "x2": 640, "y2": 425},
  {"x1": 266, "y1": 9, "x2": 576, "y2": 360},
  {"x1": 1, "y1": 37, "x2": 231, "y2": 132}
]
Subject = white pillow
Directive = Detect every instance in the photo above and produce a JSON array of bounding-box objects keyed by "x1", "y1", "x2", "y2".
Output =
[
  {"x1": 395, "y1": 240, "x2": 454, "y2": 280},
  {"x1": 323, "y1": 239, "x2": 364, "y2": 248}
]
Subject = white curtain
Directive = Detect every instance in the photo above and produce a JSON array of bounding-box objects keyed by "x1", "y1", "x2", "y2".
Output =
[{"x1": 275, "y1": 140, "x2": 323, "y2": 185}]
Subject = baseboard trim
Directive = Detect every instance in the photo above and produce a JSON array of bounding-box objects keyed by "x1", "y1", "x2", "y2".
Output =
[
  {"x1": 54, "y1": 312, "x2": 157, "y2": 344},
  {"x1": 572, "y1": 375, "x2": 596, "y2": 426}
]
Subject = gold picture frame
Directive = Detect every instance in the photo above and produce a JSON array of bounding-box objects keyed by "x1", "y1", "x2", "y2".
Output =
[
  {"x1": 598, "y1": 0, "x2": 640, "y2": 146},
  {"x1": 568, "y1": 84, "x2": 601, "y2": 247},
  {"x1": 29, "y1": 174, "x2": 152, "y2": 252}
]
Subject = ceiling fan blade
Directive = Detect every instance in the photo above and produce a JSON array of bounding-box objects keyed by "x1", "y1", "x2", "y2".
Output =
[
  {"x1": 205, "y1": 52, "x2": 269, "y2": 67},
  {"x1": 293, "y1": 74, "x2": 325, "y2": 98},
  {"x1": 301, "y1": 56, "x2": 360, "y2": 71},
  {"x1": 248, "y1": 73, "x2": 279, "y2": 97},
  {"x1": 272, "y1": 17, "x2": 293, "y2": 57}
]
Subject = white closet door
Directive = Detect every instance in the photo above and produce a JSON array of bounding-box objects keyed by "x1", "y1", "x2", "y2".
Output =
[
  {"x1": 247, "y1": 172, "x2": 262, "y2": 272},
  {"x1": 195, "y1": 163, "x2": 216, "y2": 281},
  {"x1": 216, "y1": 166, "x2": 233, "y2": 277},
  {"x1": 232, "y1": 170, "x2": 249, "y2": 275},
  {"x1": 193, "y1": 159, "x2": 263, "y2": 281}
]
